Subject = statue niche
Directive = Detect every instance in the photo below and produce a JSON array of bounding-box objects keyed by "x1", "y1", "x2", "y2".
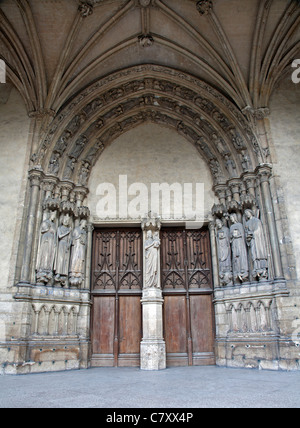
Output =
[
  {"x1": 144, "y1": 230, "x2": 160, "y2": 289},
  {"x1": 229, "y1": 213, "x2": 249, "y2": 283},
  {"x1": 215, "y1": 218, "x2": 233, "y2": 286},
  {"x1": 69, "y1": 219, "x2": 88, "y2": 288},
  {"x1": 244, "y1": 209, "x2": 268, "y2": 281},
  {"x1": 36, "y1": 211, "x2": 57, "y2": 285},
  {"x1": 54, "y1": 214, "x2": 72, "y2": 287}
]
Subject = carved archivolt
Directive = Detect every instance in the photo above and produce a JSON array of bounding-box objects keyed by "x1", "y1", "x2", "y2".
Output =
[{"x1": 32, "y1": 65, "x2": 267, "y2": 188}]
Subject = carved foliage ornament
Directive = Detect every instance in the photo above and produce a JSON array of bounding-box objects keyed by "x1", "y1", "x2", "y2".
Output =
[
  {"x1": 78, "y1": 1, "x2": 93, "y2": 17},
  {"x1": 196, "y1": 0, "x2": 213, "y2": 15}
]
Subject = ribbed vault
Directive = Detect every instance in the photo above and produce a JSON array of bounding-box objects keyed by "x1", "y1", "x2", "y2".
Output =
[{"x1": 1, "y1": 0, "x2": 299, "y2": 118}]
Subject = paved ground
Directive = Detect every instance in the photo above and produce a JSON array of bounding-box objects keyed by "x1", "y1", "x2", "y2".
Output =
[{"x1": 0, "y1": 366, "x2": 300, "y2": 408}]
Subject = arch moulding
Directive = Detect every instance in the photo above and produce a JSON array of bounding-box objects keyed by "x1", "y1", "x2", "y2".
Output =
[{"x1": 13, "y1": 64, "x2": 290, "y2": 374}]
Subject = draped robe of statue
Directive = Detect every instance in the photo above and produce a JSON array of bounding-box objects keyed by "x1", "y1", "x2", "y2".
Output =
[
  {"x1": 36, "y1": 212, "x2": 56, "y2": 284},
  {"x1": 69, "y1": 220, "x2": 87, "y2": 287},
  {"x1": 229, "y1": 214, "x2": 249, "y2": 282},
  {"x1": 54, "y1": 216, "x2": 71, "y2": 284},
  {"x1": 245, "y1": 210, "x2": 268, "y2": 279},
  {"x1": 215, "y1": 219, "x2": 232, "y2": 286},
  {"x1": 145, "y1": 231, "x2": 160, "y2": 289}
]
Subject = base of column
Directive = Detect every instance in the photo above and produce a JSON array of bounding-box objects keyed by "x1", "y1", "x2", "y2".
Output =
[{"x1": 140, "y1": 339, "x2": 166, "y2": 371}]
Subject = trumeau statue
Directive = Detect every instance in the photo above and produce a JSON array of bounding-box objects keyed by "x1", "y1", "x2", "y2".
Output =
[
  {"x1": 215, "y1": 218, "x2": 233, "y2": 286},
  {"x1": 229, "y1": 213, "x2": 249, "y2": 283},
  {"x1": 245, "y1": 209, "x2": 268, "y2": 280},
  {"x1": 36, "y1": 211, "x2": 57, "y2": 285},
  {"x1": 69, "y1": 219, "x2": 88, "y2": 288},
  {"x1": 54, "y1": 214, "x2": 72, "y2": 286},
  {"x1": 144, "y1": 230, "x2": 160, "y2": 289}
]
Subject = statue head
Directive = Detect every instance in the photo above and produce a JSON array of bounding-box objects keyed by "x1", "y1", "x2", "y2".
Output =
[
  {"x1": 146, "y1": 230, "x2": 153, "y2": 239},
  {"x1": 50, "y1": 211, "x2": 56, "y2": 222},
  {"x1": 80, "y1": 218, "x2": 87, "y2": 229},
  {"x1": 245, "y1": 209, "x2": 254, "y2": 220},
  {"x1": 215, "y1": 218, "x2": 223, "y2": 229},
  {"x1": 63, "y1": 214, "x2": 70, "y2": 226},
  {"x1": 230, "y1": 213, "x2": 238, "y2": 224}
]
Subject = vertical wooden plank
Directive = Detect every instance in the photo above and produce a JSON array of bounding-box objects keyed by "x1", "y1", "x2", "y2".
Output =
[
  {"x1": 118, "y1": 296, "x2": 142, "y2": 366},
  {"x1": 164, "y1": 295, "x2": 187, "y2": 365},
  {"x1": 91, "y1": 296, "x2": 115, "y2": 355},
  {"x1": 119, "y1": 296, "x2": 142, "y2": 355},
  {"x1": 190, "y1": 294, "x2": 215, "y2": 363}
]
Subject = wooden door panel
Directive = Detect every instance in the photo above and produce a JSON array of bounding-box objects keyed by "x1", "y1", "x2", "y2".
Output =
[
  {"x1": 164, "y1": 295, "x2": 188, "y2": 366},
  {"x1": 161, "y1": 227, "x2": 215, "y2": 367},
  {"x1": 91, "y1": 228, "x2": 142, "y2": 367},
  {"x1": 119, "y1": 296, "x2": 142, "y2": 355},
  {"x1": 91, "y1": 296, "x2": 115, "y2": 366},
  {"x1": 190, "y1": 295, "x2": 214, "y2": 353}
]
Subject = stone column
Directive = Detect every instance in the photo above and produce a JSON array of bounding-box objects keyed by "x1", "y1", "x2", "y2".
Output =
[
  {"x1": 257, "y1": 165, "x2": 284, "y2": 281},
  {"x1": 208, "y1": 221, "x2": 220, "y2": 288},
  {"x1": 140, "y1": 214, "x2": 166, "y2": 370},
  {"x1": 19, "y1": 168, "x2": 43, "y2": 284}
]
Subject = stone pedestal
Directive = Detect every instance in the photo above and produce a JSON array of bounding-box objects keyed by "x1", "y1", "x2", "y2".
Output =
[{"x1": 140, "y1": 288, "x2": 166, "y2": 370}]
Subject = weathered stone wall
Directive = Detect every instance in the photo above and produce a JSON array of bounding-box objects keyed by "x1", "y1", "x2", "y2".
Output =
[
  {"x1": 267, "y1": 78, "x2": 300, "y2": 370},
  {"x1": 0, "y1": 87, "x2": 31, "y2": 374},
  {"x1": 0, "y1": 87, "x2": 30, "y2": 288},
  {"x1": 268, "y1": 78, "x2": 300, "y2": 282}
]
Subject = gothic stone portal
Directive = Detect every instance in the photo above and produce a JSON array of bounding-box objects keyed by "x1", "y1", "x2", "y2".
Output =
[{"x1": 90, "y1": 227, "x2": 215, "y2": 368}]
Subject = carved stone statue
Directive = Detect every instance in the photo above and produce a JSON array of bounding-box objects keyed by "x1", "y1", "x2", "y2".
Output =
[
  {"x1": 244, "y1": 209, "x2": 268, "y2": 280},
  {"x1": 36, "y1": 211, "x2": 57, "y2": 285},
  {"x1": 144, "y1": 230, "x2": 160, "y2": 288},
  {"x1": 224, "y1": 154, "x2": 237, "y2": 178},
  {"x1": 54, "y1": 214, "x2": 72, "y2": 287},
  {"x1": 229, "y1": 213, "x2": 249, "y2": 283},
  {"x1": 78, "y1": 161, "x2": 90, "y2": 186},
  {"x1": 69, "y1": 219, "x2": 88, "y2": 288},
  {"x1": 63, "y1": 156, "x2": 76, "y2": 180},
  {"x1": 70, "y1": 135, "x2": 88, "y2": 159},
  {"x1": 215, "y1": 218, "x2": 232, "y2": 286},
  {"x1": 48, "y1": 152, "x2": 60, "y2": 175}
]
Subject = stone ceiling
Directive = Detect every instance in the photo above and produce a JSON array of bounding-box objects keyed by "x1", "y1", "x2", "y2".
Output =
[{"x1": 0, "y1": 0, "x2": 299, "y2": 116}]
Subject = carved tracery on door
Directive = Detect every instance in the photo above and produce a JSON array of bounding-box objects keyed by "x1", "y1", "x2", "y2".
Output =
[
  {"x1": 161, "y1": 227, "x2": 215, "y2": 366},
  {"x1": 91, "y1": 229, "x2": 143, "y2": 367},
  {"x1": 91, "y1": 226, "x2": 215, "y2": 368}
]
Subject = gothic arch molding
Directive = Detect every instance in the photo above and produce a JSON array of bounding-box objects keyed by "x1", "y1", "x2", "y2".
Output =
[
  {"x1": 19, "y1": 63, "x2": 286, "y2": 295},
  {"x1": 33, "y1": 65, "x2": 266, "y2": 191}
]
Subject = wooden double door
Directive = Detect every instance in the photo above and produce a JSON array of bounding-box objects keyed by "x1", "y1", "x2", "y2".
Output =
[{"x1": 90, "y1": 227, "x2": 215, "y2": 367}]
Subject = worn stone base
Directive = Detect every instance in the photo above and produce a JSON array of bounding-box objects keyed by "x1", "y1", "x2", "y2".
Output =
[
  {"x1": 0, "y1": 337, "x2": 90, "y2": 375},
  {"x1": 215, "y1": 336, "x2": 300, "y2": 371},
  {"x1": 140, "y1": 339, "x2": 166, "y2": 371}
]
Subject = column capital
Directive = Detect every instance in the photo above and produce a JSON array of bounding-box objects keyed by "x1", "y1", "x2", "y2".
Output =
[
  {"x1": 73, "y1": 186, "x2": 89, "y2": 207},
  {"x1": 256, "y1": 164, "x2": 272, "y2": 183},
  {"x1": 41, "y1": 176, "x2": 58, "y2": 193},
  {"x1": 141, "y1": 211, "x2": 161, "y2": 232},
  {"x1": 28, "y1": 168, "x2": 43, "y2": 187}
]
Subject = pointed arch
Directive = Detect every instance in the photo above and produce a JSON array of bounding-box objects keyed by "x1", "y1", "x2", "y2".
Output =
[{"x1": 34, "y1": 65, "x2": 265, "y2": 191}]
